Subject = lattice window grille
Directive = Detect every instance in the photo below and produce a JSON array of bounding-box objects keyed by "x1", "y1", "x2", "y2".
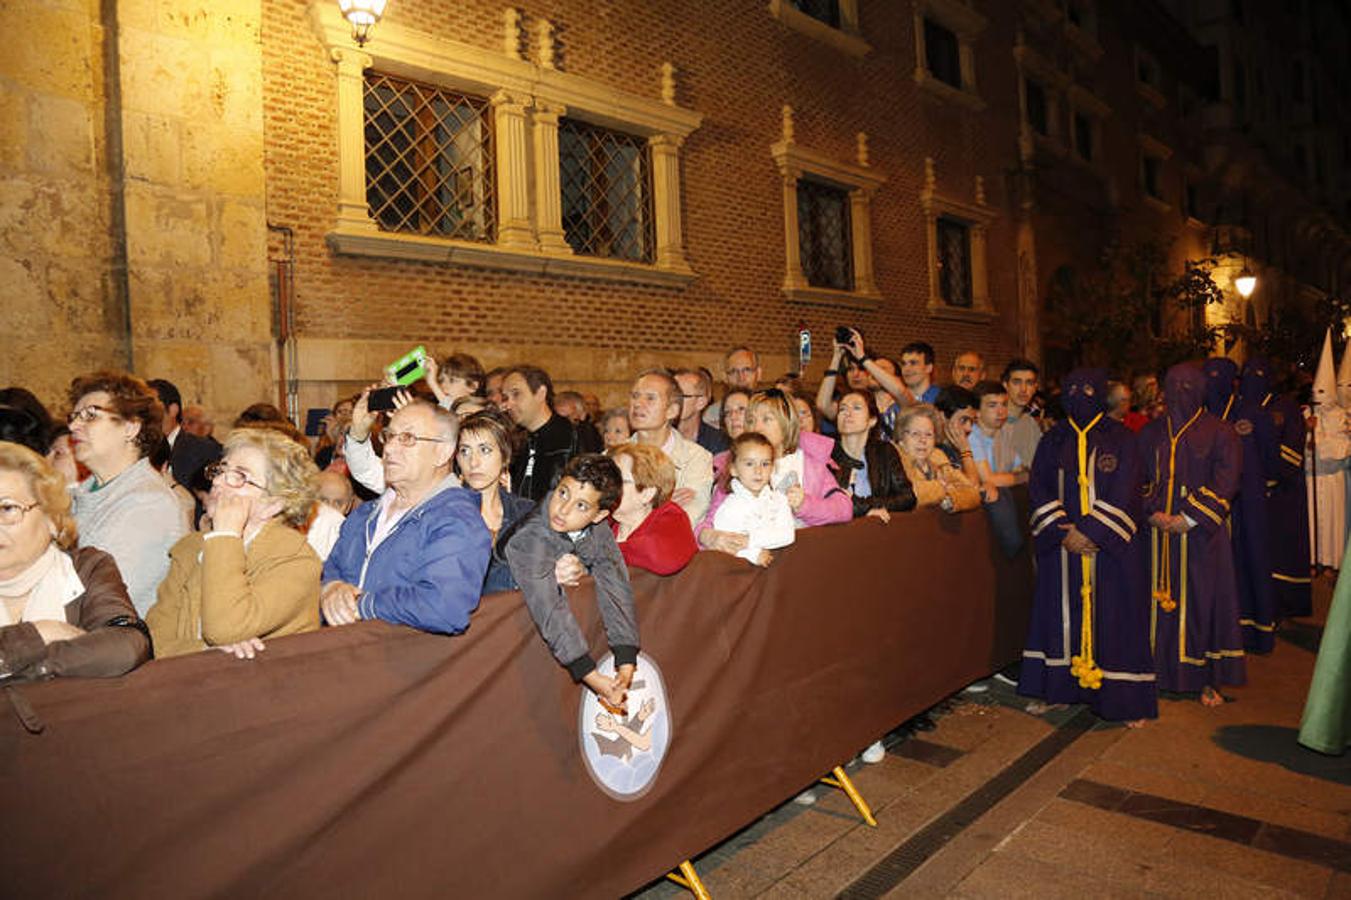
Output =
[
  {"x1": 797, "y1": 178, "x2": 853, "y2": 291},
  {"x1": 559, "y1": 118, "x2": 655, "y2": 263},
  {"x1": 791, "y1": 0, "x2": 841, "y2": 27},
  {"x1": 363, "y1": 72, "x2": 495, "y2": 242},
  {"x1": 937, "y1": 216, "x2": 973, "y2": 307}
]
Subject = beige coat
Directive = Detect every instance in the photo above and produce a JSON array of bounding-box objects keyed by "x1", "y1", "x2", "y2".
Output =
[{"x1": 147, "y1": 520, "x2": 321, "y2": 658}]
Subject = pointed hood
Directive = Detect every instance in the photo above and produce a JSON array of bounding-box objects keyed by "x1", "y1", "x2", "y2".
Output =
[
  {"x1": 1202, "y1": 357, "x2": 1238, "y2": 417},
  {"x1": 1062, "y1": 367, "x2": 1108, "y2": 427},
  {"x1": 1239, "y1": 356, "x2": 1272, "y2": 404},
  {"x1": 1338, "y1": 337, "x2": 1351, "y2": 408},
  {"x1": 1164, "y1": 361, "x2": 1205, "y2": 427},
  {"x1": 1313, "y1": 328, "x2": 1338, "y2": 409}
]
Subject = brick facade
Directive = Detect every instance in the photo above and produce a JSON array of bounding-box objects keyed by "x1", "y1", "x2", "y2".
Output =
[{"x1": 262, "y1": 0, "x2": 1029, "y2": 410}]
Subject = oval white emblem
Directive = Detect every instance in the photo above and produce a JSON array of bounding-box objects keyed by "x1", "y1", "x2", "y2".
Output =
[{"x1": 578, "y1": 651, "x2": 672, "y2": 801}]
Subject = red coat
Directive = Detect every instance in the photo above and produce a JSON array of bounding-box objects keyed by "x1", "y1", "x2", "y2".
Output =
[{"x1": 613, "y1": 501, "x2": 698, "y2": 576}]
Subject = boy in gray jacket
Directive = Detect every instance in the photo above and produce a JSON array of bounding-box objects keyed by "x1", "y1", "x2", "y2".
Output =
[{"x1": 500, "y1": 454, "x2": 639, "y2": 712}]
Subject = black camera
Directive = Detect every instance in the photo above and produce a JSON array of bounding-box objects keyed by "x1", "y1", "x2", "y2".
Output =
[{"x1": 835, "y1": 326, "x2": 855, "y2": 345}]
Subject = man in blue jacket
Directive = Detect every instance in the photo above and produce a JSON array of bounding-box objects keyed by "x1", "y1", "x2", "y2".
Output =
[{"x1": 321, "y1": 400, "x2": 490, "y2": 634}]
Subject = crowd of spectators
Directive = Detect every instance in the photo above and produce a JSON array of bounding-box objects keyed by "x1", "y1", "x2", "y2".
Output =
[{"x1": 0, "y1": 335, "x2": 1105, "y2": 771}]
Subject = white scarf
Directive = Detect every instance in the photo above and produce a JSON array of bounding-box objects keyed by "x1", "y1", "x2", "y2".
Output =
[{"x1": 0, "y1": 544, "x2": 85, "y2": 627}]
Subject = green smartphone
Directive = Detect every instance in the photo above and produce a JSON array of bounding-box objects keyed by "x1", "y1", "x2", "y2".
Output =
[{"x1": 385, "y1": 346, "x2": 428, "y2": 387}]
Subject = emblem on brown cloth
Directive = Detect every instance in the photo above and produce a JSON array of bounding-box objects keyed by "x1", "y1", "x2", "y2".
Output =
[{"x1": 579, "y1": 652, "x2": 672, "y2": 801}]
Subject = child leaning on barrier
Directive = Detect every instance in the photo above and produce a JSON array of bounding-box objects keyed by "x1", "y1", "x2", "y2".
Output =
[{"x1": 499, "y1": 454, "x2": 639, "y2": 712}]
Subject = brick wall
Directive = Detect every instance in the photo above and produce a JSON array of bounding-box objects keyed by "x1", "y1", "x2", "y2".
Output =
[{"x1": 261, "y1": 0, "x2": 1030, "y2": 410}]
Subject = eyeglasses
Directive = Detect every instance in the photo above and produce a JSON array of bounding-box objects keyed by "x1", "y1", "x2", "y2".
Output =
[
  {"x1": 68, "y1": 405, "x2": 113, "y2": 425},
  {"x1": 384, "y1": 431, "x2": 450, "y2": 448},
  {"x1": 0, "y1": 499, "x2": 39, "y2": 526},
  {"x1": 205, "y1": 463, "x2": 268, "y2": 491}
]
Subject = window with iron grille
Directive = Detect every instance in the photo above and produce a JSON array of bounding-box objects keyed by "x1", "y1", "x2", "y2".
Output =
[
  {"x1": 924, "y1": 19, "x2": 962, "y2": 89},
  {"x1": 796, "y1": 178, "x2": 853, "y2": 291},
  {"x1": 1025, "y1": 78, "x2": 1048, "y2": 136},
  {"x1": 1073, "y1": 112, "x2": 1094, "y2": 162},
  {"x1": 363, "y1": 72, "x2": 495, "y2": 242},
  {"x1": 558, "y1": 118, "x2": 655, "y2": 263},
  {"x1": 1141, "y1": 155, "x2": 1162, "y2": 199},
  {"x1": 936, "y1": 217, "x2": 972, "y2": 307},
  {"x1": 790, "y1": 0, "x2": 841, "y2": 28}
]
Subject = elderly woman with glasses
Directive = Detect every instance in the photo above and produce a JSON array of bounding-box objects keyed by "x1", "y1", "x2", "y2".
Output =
[
  {"x1": 146, "y1": 427, "x2": 322, "y2": 659},
  {"x1": 0, "y1": 441, "x2": 151, "y2": 680},
  {"x1": 895, "y1": 405, "x2": 980, "y2": 513},
  {"x1": 606, "y1": 443, "x2": 698, "y2": 575},
  {"x1": 66, "y1": 372, "x2": 187, "y2": 617}
]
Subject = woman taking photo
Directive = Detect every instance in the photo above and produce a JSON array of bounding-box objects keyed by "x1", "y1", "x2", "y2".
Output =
[
  {"x1": 895, "y1": 405, "x2": 980, "y2": 513},
  {"x1": 147, "y1": 428, "x2": 323, "y2": 658},
  {"x1": 830, "y1": 390, "x2": 917, "y2": 522},
  {"x1": 0, "y1": 441, "x2": 150, "y2": 680},
  {"x1": 67, "y1": 372, "x2": 186, "y2": 616},
  {"x1": 456, "y1": 410, "x2": 535, "y2": 593},
  {"x1": 607, "y1": 443, "x2": 698, "y2": 575}
]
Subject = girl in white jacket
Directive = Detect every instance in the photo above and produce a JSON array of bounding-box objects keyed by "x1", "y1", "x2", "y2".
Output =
[{"x1": 709, "y1": 433, "x2": 795, "y2": 567}]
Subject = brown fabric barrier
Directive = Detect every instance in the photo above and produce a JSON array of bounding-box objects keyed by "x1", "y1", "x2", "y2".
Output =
[{"x1": 0, "y1": 502, "x2": 1031, "y2": 899}]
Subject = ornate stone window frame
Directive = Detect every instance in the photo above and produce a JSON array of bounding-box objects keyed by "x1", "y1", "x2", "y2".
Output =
[
  {"x1": 767, "y1": 0, "x2": 871, "y2": 58},
  {"x1": 1067, "y1": 84, "x2": 1110, "y2": 172},
  {"x1": 771, "y1": 107, "x2": 885, "y2": 310},
  {"x1": 1062, "y1": 0, "x2": 1102, "y2": 62},
  {"x1": 1013, "y1": 41, "x2": 1069, "y2": 161},
  {"x1": 1134, "y1": 45, "x2": 1167, "y2": 110},
  {"x1": 1138, "y1": 133, "x2": 1173, "y2": 213},
  {"x1": 912, "y1": 0, "x2": 988, "y2": 112},
  {"x1": 921, "y1": 158, "x2": 997, "y2": 322},
  {"x1": 309, "y1": 3, "x2": 702, "y2": 288}
]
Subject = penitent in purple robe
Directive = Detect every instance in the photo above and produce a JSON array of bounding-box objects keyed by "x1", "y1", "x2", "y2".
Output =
[
  {"x1": 1019, "y1": 369, "x2": 1158, "y2": 721},
  {"x1": 1245, "y1": 358, "x2": 1312, "y2": 618},
  {"x1": 1207, "y1": 358, "x2": 1278, "y2": 653},
  {"x1": 1140, "y1": 363, "x2": 1246, "y2": 693}
]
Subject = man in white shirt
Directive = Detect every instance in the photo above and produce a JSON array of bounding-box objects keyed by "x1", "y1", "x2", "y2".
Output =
[{"x1": 629, "y1": 369, "x2": 713, "y2": 526}]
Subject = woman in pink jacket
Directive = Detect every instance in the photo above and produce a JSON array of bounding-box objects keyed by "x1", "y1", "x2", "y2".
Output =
[{"x1": 697, "y1": 389, "x2": 851, "y2": 552}]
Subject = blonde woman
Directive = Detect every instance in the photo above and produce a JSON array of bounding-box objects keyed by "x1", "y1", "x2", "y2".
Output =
[
  {"x1": 0, "y1": 441, "x2": 150, "y2": 679},
  {"x1": 697, "y1": 388, "x2": 851, "y2": 551},
  {"x1": 147, "y1": 428, "x2": 322, "y2": 659},
  {"x1": 895, "y1": 405, "x2": 981, "y2": 513}
]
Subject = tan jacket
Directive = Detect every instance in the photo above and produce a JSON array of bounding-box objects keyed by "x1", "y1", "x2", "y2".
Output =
[
  {"x1": 147, "y1": 520, "x2": 321, "y2": 658},
  {"x1": 901, "y1": 449, "x2": 982, "y2": 513}
]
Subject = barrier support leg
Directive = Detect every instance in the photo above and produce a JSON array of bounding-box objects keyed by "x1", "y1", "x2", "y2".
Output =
[
  {"x1": 820, "y1": 765, "x2": 878, "y2": 827},
  {"x1": 666, "y1": 859, "x2": 711, "y2": 899}
]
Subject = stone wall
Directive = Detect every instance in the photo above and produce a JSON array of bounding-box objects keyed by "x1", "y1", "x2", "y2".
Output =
[
  {"x1": 117, "y1": 0, "x2": 274, "y2": 423},
  {"x1": 0, "y1": 0, "x2": 127, "y2": 409}
]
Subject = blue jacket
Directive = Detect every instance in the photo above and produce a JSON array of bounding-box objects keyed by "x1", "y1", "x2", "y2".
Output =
[{"x1": 323, "y1": 477, "x2": 492, "y2": 635}]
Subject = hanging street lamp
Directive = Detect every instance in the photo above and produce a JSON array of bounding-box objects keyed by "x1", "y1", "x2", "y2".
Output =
[{"x1": 337, "y1": 0, "x2": 388, "y2": 46}]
